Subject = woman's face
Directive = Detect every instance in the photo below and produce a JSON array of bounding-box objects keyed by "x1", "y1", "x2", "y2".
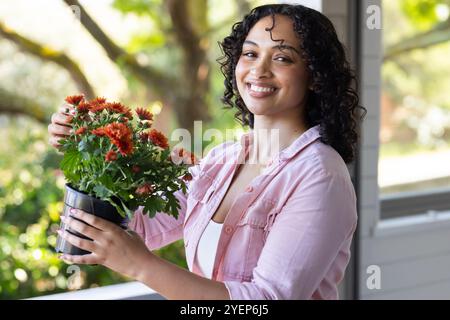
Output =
[{"x1": 235, "y1": 14, "x2": 310, "y2": 119}]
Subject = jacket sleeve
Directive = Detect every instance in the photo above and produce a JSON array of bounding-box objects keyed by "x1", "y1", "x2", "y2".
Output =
[
  {"x1": 223, "y1": 168, "x2": 358, "y2": 300},
  {"x1": 127, "y1": 163, "x2": 200, "y2": 250}
]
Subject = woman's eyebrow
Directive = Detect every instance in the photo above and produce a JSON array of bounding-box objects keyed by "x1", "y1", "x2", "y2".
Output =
[{"x1": 243, "y1": 40, "x2": 300, "y2": 55}]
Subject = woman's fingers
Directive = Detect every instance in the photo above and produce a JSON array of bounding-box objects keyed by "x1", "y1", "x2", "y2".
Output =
[
  {"x1": 59, "y1": 253, "x2": 100, "y2": 265},
  {"x1": 47, "y1": 102, "x2": 75, "y2": 149},
  {"x1": 48, "y1": 122, "x2": 71, "y2": 148},
  {"x1": 61, "y1": 215, "x2": 102, "y2": 240},
  {"x1": 51, "y1": 112, "x2": 73, "y2": 127},
  {"x1": 57, "y1": 229, "x2": 97, "y2": 253},
  {"x1": 69, "y1": 209, "x2": 119, "y2": 233},
  {"x1": 48, "y1": 122, "x2": 72, "y2": 136},
  {"x1": 48, "y1": 135, "x2": 65, "y2": 148},
  {"x1": 59, "y1": 103, "x2": 76, "y2": 115}
]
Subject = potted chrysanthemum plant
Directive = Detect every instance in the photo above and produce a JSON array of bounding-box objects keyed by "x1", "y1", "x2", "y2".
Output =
[{"x1": 55, "y1": 95, "x2": 196, "y2": 255}]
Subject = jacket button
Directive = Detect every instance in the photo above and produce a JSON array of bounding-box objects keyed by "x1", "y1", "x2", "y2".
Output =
[
  {"x1": 245, "y1": 186, "x2": 253, "y2": 192},
  {"x1": 224, "y1": 225, "x2": 233, "y2": 234}
]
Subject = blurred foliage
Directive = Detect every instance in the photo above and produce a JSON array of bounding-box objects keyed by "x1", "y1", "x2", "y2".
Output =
[
  {"x1": 382, "y1": 0, "x2": 450, "y2": 151},
  {"x1": 401, "y1": 0, "x2": 450, "y2": 31},
  {"x1": 0, "y1": 0, "x2": 254, "y2": 299}
]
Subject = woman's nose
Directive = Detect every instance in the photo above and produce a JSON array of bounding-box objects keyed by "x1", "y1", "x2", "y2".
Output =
[{"x1": 250, "y1": 60, "x2": 272, "y2": 78}]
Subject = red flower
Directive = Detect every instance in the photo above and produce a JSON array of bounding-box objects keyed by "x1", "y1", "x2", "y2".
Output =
[
  {"x1": 139, "y1": 132, "x2": 149, "y2": 142},
  {"x1": 91, "y1": 97, "x2": 107, "y2": 104},
  {"x1": 104, "y1": 122, "x2": 134, "y2": 156},
  {"x1": 89, "y1": 103, "x2": 106, "y2": 113},
  {"x1": 136, "y1": 108, "x2": 153, "y2": 121},
  {"x1": 88, "y1": 97, "x2": 107, "y2": 113},
  {"x1": 92, "y1": 127, "x2": 106, "y2": 137},
  {"x1": 182, "y1": 150, "x2": 198, "y2": 165},
  {"x1": 148, "y1": 129, "x2": 169, "y2": 149},
  {"x1": 182, "y1": 173, "x2": 193, "y2": 181},
  {"x1": 124, "y1": 108, "x2": 133, "y2": 119},
  {"x1": 65, "y1": 95, "x2": 84, "y2": 105},
  {"x1": 132, "y1": 165, "x2": 141, "y2": 173},
  {"x1": 136, "y1": 183, "x2": 153, "y2": 196},
  {"x1": 77, "y1": 100, "x2": 90, "y2": 113},
  {"x1": 105, "y1": 102, "x2": 133, "y2": 119},
  {"x1": 170, "y1": 148, "x2": 198, "y2": 165},
  {"x1": 105, "y1": 150, "x2": 118, "y2": 162},
  {"x1": 75, "y1": 127, "x2": 87, "y2": 135}
]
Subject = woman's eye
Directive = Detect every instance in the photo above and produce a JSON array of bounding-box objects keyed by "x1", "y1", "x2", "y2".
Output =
[
  {"x1": 243, "y1": 52, "x2": 256, "y2": 58},
  {"x1": 275, "y1": 56, "x2": 292, "y2": 63}
]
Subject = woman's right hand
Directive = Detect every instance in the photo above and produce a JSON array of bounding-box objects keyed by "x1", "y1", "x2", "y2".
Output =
[{"x1": 48, "y1": 103, "x2": 75, "y2": 149}]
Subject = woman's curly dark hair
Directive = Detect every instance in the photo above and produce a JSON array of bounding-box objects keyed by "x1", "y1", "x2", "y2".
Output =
[{"x1": 218, "y1": 4, "x2": 366, "y2": 163}]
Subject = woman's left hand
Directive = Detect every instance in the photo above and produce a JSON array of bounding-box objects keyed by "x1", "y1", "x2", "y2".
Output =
[{"x1": 58, "y1": 208, "x2": 152, "y2": 280}]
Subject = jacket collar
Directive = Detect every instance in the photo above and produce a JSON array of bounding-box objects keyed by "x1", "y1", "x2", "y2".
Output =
[{"x1": 239, "y1": 125, "x2": 322, "y2": 163}]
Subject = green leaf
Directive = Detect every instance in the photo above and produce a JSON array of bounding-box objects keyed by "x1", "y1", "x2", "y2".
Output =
[
  {"x1": 93, "y1": 184, "x2": 112, "y2": 198},
  {"x1": 165, "y1": 192, "x2": 180, "y2": 219},
  {"x1": 60, "y1": 150, "x2": 82, "y2": 183},
  {"x1": 142, "y1": 196, "x2": 165, "y2": 218},
  {"x1": 81, "y1": 151, "x2": 91, "y2": 161},
  {"x1": 98, "y1": 174, "x2": 114, "y2": 190},
  {"x1": 78, "y1": 139, "x2": 89, "y2": 152}
]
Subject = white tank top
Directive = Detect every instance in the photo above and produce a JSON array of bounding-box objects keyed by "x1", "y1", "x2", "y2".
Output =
[{"x1": 196, "y1": 219, "x2": 223, "y2": 279}]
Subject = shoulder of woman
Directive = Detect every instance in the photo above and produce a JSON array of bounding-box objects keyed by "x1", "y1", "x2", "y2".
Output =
[{"x1": 298, "y1": 141, "x2": 351, "y2": 179}]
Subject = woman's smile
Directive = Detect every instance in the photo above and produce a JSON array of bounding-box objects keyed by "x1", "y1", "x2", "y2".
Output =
[{"x1": 246, "y1": 82, "x2": 279, "y2": 98}]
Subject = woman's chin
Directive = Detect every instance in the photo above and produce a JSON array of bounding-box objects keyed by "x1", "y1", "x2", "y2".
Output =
[
  {"x1": 245, "y1": 104, "x2": 271, "y2": 115},
  {"x1": 247, "y1": 107, "x2": 275, "y2": 117}
]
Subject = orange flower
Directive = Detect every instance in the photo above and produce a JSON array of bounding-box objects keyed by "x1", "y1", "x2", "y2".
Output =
[
  {"x1": 170, "y1": 148, "x2": 198, "y2": 165},
  {"x1": 65, "y1": 95, "x2": 84, "y2": 105},
  {"x1": 182, "y1": 150, "x2": 198, "y2": 165},
  {"x1": 89, "y1": 103, "x2": 106, "y2": 113},
  {"x1": 182, "y1": 173, "x2": 193, "y2": 181},
  {"x1": 106, "y1": 102, "x2": 133, "y2": 119},
  {"x1": 136, "y1": 183, "x2": 153, "y2": 196},
  {"x1": 92, "y1": 127, "x2": 106, "y2": 137},
  {"x1": 136, "y1": 108, "x2": 153, "y2": 121},
  {"x1": 104, "y1": 123, "x2": 134, "y2": 156},
  {"x1": 75, "y1": 127, "x2": 87, "y2": 135},
  {"x1": 148, "y1": 129, "x2": 169, "y2": 149},
  {"x1": 105, "y1": 150, "x2": 117, "y2": 162},
  {"x1": 88, "y1": 97, "x2": 107, "y2": 113},
  {"x1": 116, "y1": 139, "x2": 133, "y2": 156},
  {"x1": 77, "y1": 100, "x2": 90, "y2": 113},
  {"x1": 91, "y1": 97, "x2": 107, "y2": 104},
  {"x1": 139, "y1": 132, "x2": 149, "y2": 142}
]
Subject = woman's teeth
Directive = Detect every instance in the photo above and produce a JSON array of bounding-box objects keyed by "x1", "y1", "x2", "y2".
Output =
[{"x1": 250, "y1": 84, "x2": 276, "y2": 92}]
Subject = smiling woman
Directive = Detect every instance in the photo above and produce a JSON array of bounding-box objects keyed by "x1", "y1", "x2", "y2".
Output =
[
  {"x1": 48, "y1": 3, "x2": 366, "y2": 300},
  {"x1": 235, "y1": 15, "x2": 311, "y2": 123}
]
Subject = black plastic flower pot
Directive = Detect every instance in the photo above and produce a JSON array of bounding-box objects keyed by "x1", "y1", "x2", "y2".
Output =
[{"x1": 55, "y1": 184, "x2": 128, "y2": 256}]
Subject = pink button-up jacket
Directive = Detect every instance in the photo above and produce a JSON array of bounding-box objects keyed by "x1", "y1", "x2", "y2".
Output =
[{"x1": 129, "y1": 125, "x2": 358, "y2": 300}]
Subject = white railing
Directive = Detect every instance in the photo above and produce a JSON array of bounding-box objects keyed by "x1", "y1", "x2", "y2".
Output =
[{"x1": 29, "y1": 281, "x2": 164, "y2": 300}]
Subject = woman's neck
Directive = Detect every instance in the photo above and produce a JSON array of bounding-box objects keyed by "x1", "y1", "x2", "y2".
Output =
[{"x1": 249, "y1": 114, "x2": 308, "y2": 166}]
